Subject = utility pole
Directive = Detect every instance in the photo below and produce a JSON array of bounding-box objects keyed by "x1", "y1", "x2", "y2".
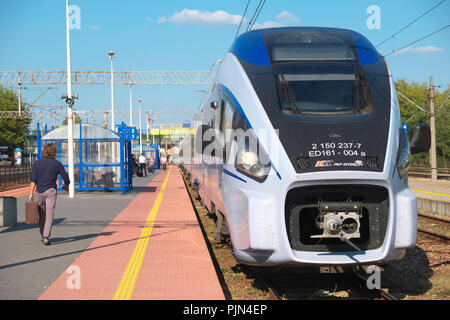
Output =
[
  {"x1": 129, "y1": 82, "x2": 133, "y2": 126},
  {"x1": 103, "y1": 110, "x2": 110, "y2": 128},
  {"x1": 18, "y1": 73, "x2": 22, "y2": 116},
  {"x1": 429, "y1": 76, "x2": 437, "y2": 180},
  {"x1": 40, "y1": 111, "x2": 43, "y2": 137}
]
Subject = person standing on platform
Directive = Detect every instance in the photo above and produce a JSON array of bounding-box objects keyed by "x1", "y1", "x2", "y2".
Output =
[
  {"x1": 160, "y1": 154, "x2": 167, "y2": 170},
  {"x1": 139, "y1": 153, "x2": 147, "y2": 177},
  {"x1": 29, "y1": 143, "x2": 70, "y2": 246},
  {"x1": 149, "y1": 156, "x2": 155, "y2": 173},
  {"x1": 131, "y1": 154, "x2": 138, "y2": 177}
]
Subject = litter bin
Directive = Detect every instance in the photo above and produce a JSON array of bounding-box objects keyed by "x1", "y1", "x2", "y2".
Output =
[{"x1": 0, "y1": 197, "x2": 17, "y2": 226}]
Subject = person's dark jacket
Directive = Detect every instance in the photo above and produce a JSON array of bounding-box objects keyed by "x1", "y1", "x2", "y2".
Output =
[{"x1": 31, "y1": 158, "x2": 70, "y2": 193}]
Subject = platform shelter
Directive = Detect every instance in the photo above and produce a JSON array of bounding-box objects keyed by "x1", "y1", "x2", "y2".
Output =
[{"x1": 37, "y1": 122, "x2": 133, "y2": 193}]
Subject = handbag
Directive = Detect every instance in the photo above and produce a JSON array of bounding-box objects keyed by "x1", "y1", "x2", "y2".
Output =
[{"x1": 25, "y1": 201, "x2": 39, "y2": 224}]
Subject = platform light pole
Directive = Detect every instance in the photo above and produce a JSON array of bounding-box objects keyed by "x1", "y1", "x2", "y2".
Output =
[
  {"x1": 138, "y1": 99, "x2": 143, "y2": 154},
  {"x1": 109, "y1": 51, "x2": 115, "y2": 130},
  {"x1": 65, "y1": 0, "x2": 75, "y2": 199},
  {"x1": 129, "y1": 82, "x2": 133, "y2": 126}
]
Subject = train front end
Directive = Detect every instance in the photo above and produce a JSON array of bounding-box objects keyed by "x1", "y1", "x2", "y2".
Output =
[{"x1": 218, "y1": 27, "x2": 426, "y2": 266}]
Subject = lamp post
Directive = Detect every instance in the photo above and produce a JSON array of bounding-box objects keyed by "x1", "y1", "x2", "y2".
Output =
[
  {"x1": 65, "y1": 0, "x2": 75, "y2": 198},
  {"x1": 137, "y1": 99, "x2": 143, "y2": 154},
  {"x1": 108, "y1": 51, "x2": 115, "y2": 130},
  {"x1": 129, "y1": 82, "x2": 133, "y2": 127}
]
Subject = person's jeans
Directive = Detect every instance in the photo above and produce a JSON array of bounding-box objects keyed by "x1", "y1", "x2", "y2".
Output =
[
  {"x1": 34, "y1": 188, "x2": 57, "y2": 238},
  {"x1": 140, "y1": 163, "x2": 147, "y2": 176}
]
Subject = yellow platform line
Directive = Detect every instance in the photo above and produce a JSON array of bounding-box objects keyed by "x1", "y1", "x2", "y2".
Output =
[
  {"x1": 113, "y1": 167, "x2": 172, "y2": 300},
  {"x1": 411, "y1": 188, "x2": 450, "y2": 198}
]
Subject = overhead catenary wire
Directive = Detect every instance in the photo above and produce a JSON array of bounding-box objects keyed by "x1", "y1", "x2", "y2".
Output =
[
  {"x1": 246, "y1": 0, "x2": 264, "y2": 32},
  {"x1": 375, "y1": 0, "x2": 447, "y2": 48},
  {"x1": 384, "y1": 24, "x2": 450, "y2": 57},
  {"x1": 235, "y1": 0, "x2": 251, "y2": 39},
  {"x1": 249, "y1": 0, "x2": 267, "y2": 31},
  {"x1": 436, "y1": 94, "x2": 450, "y2": 112}
]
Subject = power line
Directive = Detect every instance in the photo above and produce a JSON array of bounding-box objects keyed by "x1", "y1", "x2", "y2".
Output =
[
  {"x1": 249, "y1": 0, "x2": 267, "y2": 31},
  {"x1": 246, "y1": 0, "x2": 264, "y2": 32},
  {"x1": 375, "y1": 0, "x2": 446, "y2": 48},
  {"x1": 436, "y1": 95, "x2": 449, "y2": 112},
  {"x1": 235, "y1": 0, "x2": 251, "y2": 39},
  {"x1": 384, "y1": 24, "x2": 450, "y2": 57}
]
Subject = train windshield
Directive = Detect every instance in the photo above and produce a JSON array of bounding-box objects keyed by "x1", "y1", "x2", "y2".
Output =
[
  {"x1": 266, "y1": 32, "x2": 373, "y2": 116},
  {"x1": 274, "y1": 62, "x2": 371, "y2": 115},
  {"x1": 272, "y1": 44, "x2": 356, "y2": 61}
]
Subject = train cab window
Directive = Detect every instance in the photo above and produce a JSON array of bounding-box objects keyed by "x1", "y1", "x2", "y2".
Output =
[
  {"x1": 265, "y1": 32, "x2": 373, "y2": 116},
  {"x1": 275, "y1": 65, "x2": 372, "y2": 116}
]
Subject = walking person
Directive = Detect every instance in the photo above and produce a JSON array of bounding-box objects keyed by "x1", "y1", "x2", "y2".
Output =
[{"x1": 29, "y1": 143, "x2": 70, "y2": 245}]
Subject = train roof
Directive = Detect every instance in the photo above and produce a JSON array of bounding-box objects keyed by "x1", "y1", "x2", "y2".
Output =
[{"x1": 229, "y1": 27, "x2": 380, "y2": 66}]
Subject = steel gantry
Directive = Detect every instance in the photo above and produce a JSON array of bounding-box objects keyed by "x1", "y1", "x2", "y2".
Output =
[
  {"x1": 0, "y1": 71, "x2": 215, "y2": 85},
  {"x1": 0, "y1": 108, "x2": 197, "y2": 121}
]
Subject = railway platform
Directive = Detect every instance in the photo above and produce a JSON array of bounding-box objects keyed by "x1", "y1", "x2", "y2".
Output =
[
  {"x1": 0, "y1": 166, "x2": 224, "y2": 300},
  {"x1": 409, "y1": 177, "x2": 450, "y2": 216}
]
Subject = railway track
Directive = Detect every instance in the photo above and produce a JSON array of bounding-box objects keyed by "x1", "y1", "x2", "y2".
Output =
[
  {"x1": 181, "y1": 166, "x2": 450, "y2": 300},
  {"x1": 181, "y1": 167, "x2": 400, "y2": 300},
  {"x1": 251, "y1": 266, "x2": 397, "y2": 300},
  {"x1": 417, "y1": 212, "x2": 450, "y2": 241},
  {"x1": 257, "y1": 213, "x2": 448, "y2": 300},
  {"x1": 409, "y1": 167, "x2": 449, "y2": 180}
]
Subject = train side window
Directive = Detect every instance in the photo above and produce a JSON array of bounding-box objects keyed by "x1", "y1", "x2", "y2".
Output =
[{"x1": 220, "y1": 99, "x2": 236, "y2": 144}]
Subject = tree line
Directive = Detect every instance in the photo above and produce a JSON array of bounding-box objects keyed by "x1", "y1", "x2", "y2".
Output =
[{"x1": 396, "y1": 80, "x2": 449, "y2": 167}]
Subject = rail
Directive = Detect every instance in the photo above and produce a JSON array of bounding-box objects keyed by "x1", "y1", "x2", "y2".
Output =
[
  {"x1": 409, "y1": 167, "x2": 449, "y2": 180},
  {"x1": 417, "y1": 212, "x2": 450, "y2": 241}
]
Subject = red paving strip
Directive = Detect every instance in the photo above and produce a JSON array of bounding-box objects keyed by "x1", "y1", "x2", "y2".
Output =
[
  {"x1": 131, "y1": 168, "x2": 224, "y2": 300},
  {"x1": 0, "y1": 186, "x2": 30, "y2": 198},
  {"x1": 38, "y1": 167, "x2": 224, "y2": 300}
]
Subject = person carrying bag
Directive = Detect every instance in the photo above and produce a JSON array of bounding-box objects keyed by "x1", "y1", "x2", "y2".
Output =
[{"x1": 29, "y1": 143, "x2": 70, "y2": 245}]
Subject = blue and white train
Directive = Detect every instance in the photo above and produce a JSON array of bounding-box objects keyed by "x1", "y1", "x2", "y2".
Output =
[{"x1": 179, "y1": 27, "x2": 430, "y2": 266}]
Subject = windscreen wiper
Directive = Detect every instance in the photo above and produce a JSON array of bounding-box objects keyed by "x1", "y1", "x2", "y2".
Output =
[
  {"x1": 353, "y1": 68, "x2": 362, "y2": 113},
  {"x1": 280, "y1": 74, "x2": 301, "y2": 114}
]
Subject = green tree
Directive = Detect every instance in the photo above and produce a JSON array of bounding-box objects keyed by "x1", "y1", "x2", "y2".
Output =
[
  {"x1": 395, "y1": 79, "x2": 450, "y2": 167},
  {"x1": 61, "y1": 115, "x2": 82, "y2": 126},
  {"x1": 0, "y1": 85, "x2": 32, "y2": 156}
]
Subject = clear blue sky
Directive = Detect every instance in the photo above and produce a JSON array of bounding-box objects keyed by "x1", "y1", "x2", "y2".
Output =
[{"x1": 0, "y1": 0, "x2": 449, "y2": 128}]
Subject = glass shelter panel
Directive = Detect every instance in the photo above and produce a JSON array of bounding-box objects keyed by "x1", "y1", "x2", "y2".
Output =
[{"x1": 40, "y1": 123, "x2": 129, "y2": 193}]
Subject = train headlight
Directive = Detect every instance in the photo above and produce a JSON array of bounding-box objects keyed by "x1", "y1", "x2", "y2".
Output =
[
  {"x1": 240, "y1": 151, "x2": 258, "y2": 168},
  {"x1": 397, "y1": 128, "x2": 411, "y2": 179},
  {"x1": 235, "y1": 132, "x2": 271, "y2": 182}
]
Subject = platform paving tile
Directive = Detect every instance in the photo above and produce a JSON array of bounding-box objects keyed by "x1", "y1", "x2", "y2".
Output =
[
  {"x1": 38, "y1": 171, "x2": 167, "y2": 300},
  {"x1": 38, "y1": 167, "x2": 224, "y2": 300},
  {"x1": 0, "y1": 171, "x2": 160, "y2": 300},
  {"x1": 131, "y1": 169, "x2": 224, "y2": 300},
  {"x1": 409, "y1": 177, "x2": 450, "y2": 202}
]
